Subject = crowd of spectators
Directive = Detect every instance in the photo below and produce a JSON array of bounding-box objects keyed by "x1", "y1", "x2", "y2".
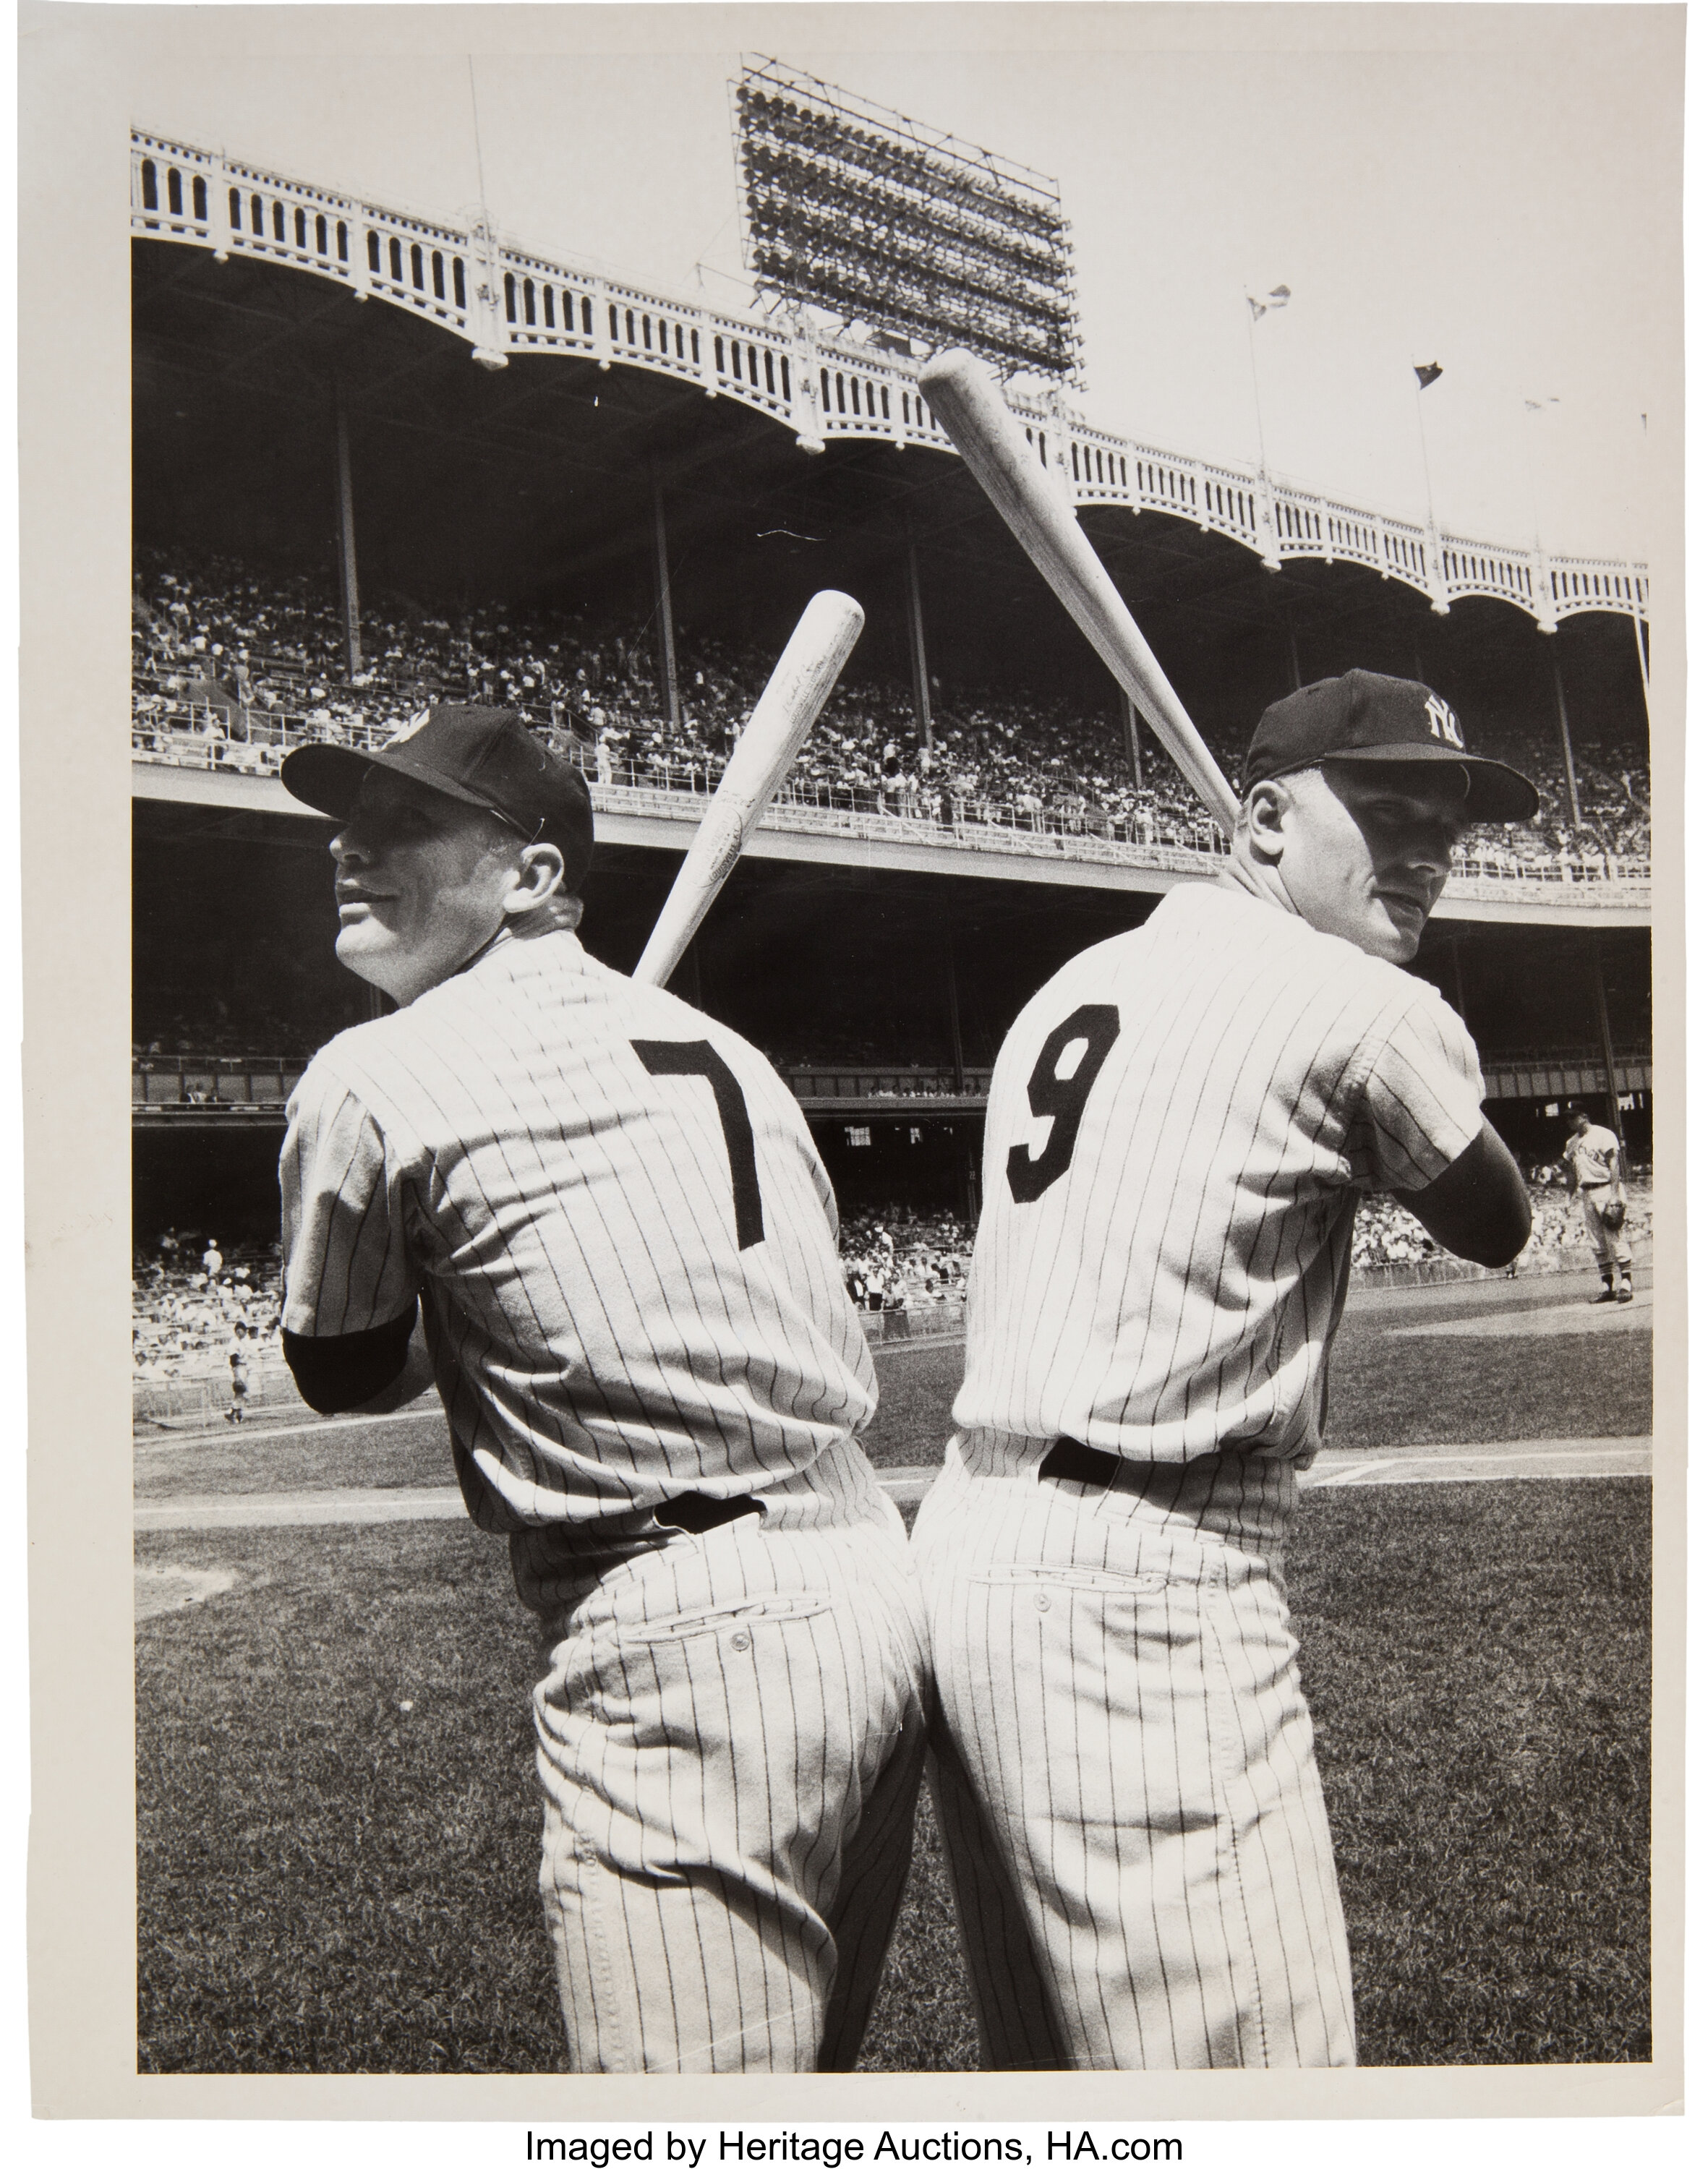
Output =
[
  {"x1": 134, "y1": 991, "x2": 351, "y2": 1064},
  {"x1": 840, "y1": 1176, "x2": 1657, "y2": 1300},
  {"x1": 132, "y1": 1165, "x2": 1651, "y2": 1382},
  {"x1": 132, "y1": 1231, "x2": 283, "y2": 1382},
  {"x1": 840, "y1": 1171, "x2": 1657, "y2": 1301},
  {"x1": 1352, "y1": 1168, "x2": 1653, "y2": 1274},
  {"x1": 130, "y1": 1210, "x2": 979, "y2": 1379},
  {"x1": 1442, "y1": 711, "x2": 1651, "y2": 873},
  {"x1": 132, "y1": 546, "x2": 1647, "y2": 870},
  {"x1": 772, "y1": 1053, "x2": 987, "y2": 1097},
  {"x1": 838, "y1": 1208, "x2": 972, "y2": 1317},
  {"x1": 1516, "y1": 1161, "x2": 1654, "y2": 1267}
]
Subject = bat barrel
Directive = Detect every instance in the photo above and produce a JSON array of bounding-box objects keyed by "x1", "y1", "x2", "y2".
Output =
[
  {"x1": 632, "y1": 591, "x2": 865, "y2": 989},
  {"x1": 920, "y1": 349, "x2": 1241, "y2": 838}
]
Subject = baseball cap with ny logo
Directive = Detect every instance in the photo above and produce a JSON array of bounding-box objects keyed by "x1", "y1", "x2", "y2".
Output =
[{"x1": 1244, "y1": 668, "x2": 1539, "y2": 823}]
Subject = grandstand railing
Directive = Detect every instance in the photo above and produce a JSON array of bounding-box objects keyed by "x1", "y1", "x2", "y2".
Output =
[
  {"x1": 132, "y1": 128, "x2": 1648, "y2": 634},
  {"x1": 133, "y1": 1044, "x2": 1652, "y2": 1120},
  {"x1": 131, "y1": 701, "x2": 1652, "y2": 906},
  {"x1": 1480, "y1": 1045, "x2": 1652, "y2": 1100},
  {"x1": 786, "y1": 1066, "x2": 996, "y2": 1102},
  {"x1": 134, "y1": 1055, "x2": 307, "y2": 1111}
]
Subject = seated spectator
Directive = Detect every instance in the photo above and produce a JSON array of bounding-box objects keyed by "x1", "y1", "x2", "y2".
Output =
[
  {"x1": 1352, "y1": 1176, "x2": 1651, "y2": 1272},
  {"x1": 132, "y1": 1231, "x2": 284, "y2": 1378},
  {"x1": 130, "y1": 544, "x2": 1649, "y2": 877}
]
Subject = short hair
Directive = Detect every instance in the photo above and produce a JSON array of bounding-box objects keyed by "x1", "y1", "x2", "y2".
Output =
[{"x1": 539, "y1": 813, "x2": 590, "y2": 890}]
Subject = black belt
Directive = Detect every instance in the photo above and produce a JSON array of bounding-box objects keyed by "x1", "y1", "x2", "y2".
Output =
[
  {"x1": 1040, "y1": 1437, "x2": 1119, "y2": 1488},
  {"x1": 655, "y1": 1492, "x2": 764, "y2": 1536}
]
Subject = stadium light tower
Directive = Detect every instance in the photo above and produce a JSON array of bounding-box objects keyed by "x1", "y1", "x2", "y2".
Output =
[{"x1": 734, "y1": 57, "x2": 1082, "y2": 386}]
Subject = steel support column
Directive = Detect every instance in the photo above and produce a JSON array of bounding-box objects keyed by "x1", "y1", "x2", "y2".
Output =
[
  {"x1": 906, "y1": 540, "x2": 933, "y2": 750},
  {"x1": 1547, "y1": 641, "x2": 1584, "y2": 829},
  {"x1": 1588, "y1": 931, "x2": 1624, "y2": 1144},
  {"x1": 332, "y1": 377, "x2": 362, "y2": 680},
  {"x1": 651, "y1": 464, "x2": 682, "y2": 730},
  {"x1": 944, "y1": 934, "x2": 965, "y2": 1094},
  {"x1": 1120, "y1": 692, "x2": 1144, "y2": 792}
]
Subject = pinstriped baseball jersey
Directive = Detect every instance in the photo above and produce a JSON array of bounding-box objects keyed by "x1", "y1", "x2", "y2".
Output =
[
  {"x1": 281, "y1": 927, "x2": 877, "y2": 1533},
  {"x1": 955, "y1": 879, "x2": 1485, "y2": 1469},
  {"x1": 281, "y1": 924, "x2": 926, "y2": 2073}
]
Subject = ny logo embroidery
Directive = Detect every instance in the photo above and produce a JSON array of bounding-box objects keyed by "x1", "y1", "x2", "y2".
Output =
[
  {"x1": 385, "y1": 708, "x2": 433, "y2": 746},
  {"x1": 1424, "y1": 693, "x2": 1464, "y2": 748}
]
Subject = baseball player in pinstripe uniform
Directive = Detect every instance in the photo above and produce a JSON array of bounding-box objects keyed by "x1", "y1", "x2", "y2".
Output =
[
  {"x1": 915, "y1": 670, "x2": 1537, "y2": 2070},
  {"x1": 275, "y1": 706, "x2": 926, "y2": 2074}
]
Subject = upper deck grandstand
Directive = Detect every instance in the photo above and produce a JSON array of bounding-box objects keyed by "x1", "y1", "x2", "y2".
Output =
[
  {"x1": 132, "y1": 127, "x2": 1654, "y2": 1235},
  {"x1": 132, "y1": 541, "x2": 1649, "y2": 883},
  {"x1": 132, "y1": 131, "x2": 1649, "y2": 909}
]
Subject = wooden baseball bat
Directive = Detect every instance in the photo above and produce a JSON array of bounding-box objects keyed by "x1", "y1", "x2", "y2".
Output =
[
  {"x1": 919, "y1": 348, "x2": 1242, "y2": 838},
  {"x1": 632, "y1": 590, "x2": 866, "y2": 988}
]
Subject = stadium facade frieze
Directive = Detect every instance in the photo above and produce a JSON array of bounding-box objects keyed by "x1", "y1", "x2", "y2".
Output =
[{"x1": 132, "y1": 130, "x2": 1647, "y2": 636}]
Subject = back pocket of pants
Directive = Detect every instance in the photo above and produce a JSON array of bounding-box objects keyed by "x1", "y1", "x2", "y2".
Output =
[{"x1": 618, "y1": 1592, "x2": 834, "y2": 1645}]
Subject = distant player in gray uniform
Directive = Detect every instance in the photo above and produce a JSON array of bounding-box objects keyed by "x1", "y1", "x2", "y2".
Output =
[
  {"x1": 915, "y1": 670, "x2": 1537, "y2": 2069},
  {"x1": 1561, "y1": 1108, "x2": 1634, "y2": 1301},
  {"x1": 275, "y1": 707, "x2": 926, "y2": 2073}
]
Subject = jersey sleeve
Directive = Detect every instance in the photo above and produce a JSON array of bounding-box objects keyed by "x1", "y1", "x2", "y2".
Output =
[
  {"x1": 1343, "y1": 980, "x2": 1487, "y2": 1195},
  {"x1": 280, "y1": 1054, "x2": 422, "y2": 1337}
]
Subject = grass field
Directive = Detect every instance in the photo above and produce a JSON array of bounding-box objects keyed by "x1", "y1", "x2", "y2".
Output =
[
  {"x1": 134, "y1": 1271, "x2": 1652, "y2": 2073},
  {"x1": 858, "y1": 1279, "x2": 1653, "y2": 1466}
]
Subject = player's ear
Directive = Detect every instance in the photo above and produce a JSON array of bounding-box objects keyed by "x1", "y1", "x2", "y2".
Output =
[
  {"x1": 505, "y1": 842, "x2": 567, "y2": 915},
  {"x1": 1244, "y1": 779, "x2": 1290, "y2": 864}
]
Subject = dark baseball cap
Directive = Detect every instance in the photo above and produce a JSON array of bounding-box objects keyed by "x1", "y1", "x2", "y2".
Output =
[
  {"x1": 281, "y1": 705, "x2": 595, "y2": 891},
  {"x1": 1244, "y1": 669, "x2": 1539, "y2": 824}
]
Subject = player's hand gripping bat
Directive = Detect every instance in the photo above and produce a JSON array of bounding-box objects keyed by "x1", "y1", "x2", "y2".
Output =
[
  {"x1": 632, "y1": 589, "x2": 866, "y2": 988},
  {"x1": 918, "y1": 348, "x2": 1241, "y2": 839}
]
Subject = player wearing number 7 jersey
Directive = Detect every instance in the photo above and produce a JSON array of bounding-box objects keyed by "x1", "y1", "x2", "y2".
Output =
[
  {"x1": 276, "y1": 707, "x2": 926, "y2": 2073},
  {"x1": 915, "y1": 670, "x2": 1537, "y2": 2069}
]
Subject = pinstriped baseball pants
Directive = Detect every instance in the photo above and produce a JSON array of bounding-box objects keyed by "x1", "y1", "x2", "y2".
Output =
[
  {"x1": 914, "y1": 1430, "x2": 1355, "y2": 2071},
  {"x1": 526, "y1": 1453, "x2": 928, "y2": 2072}
]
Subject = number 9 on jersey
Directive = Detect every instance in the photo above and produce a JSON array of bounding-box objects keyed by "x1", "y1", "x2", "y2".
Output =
[{"x1": 1006, "y1": 1004, "x2": 1122, "y2": 1204}]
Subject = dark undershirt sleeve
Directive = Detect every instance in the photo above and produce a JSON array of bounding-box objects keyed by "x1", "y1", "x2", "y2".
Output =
[{"x1": 282, "y1": 1299, "x2": 419, "y2": 1415}]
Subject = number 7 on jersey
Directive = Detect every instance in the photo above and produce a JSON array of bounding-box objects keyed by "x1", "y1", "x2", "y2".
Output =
[{"x1": 633, "y1": 1039, "x2": 766, "y2": 1249}]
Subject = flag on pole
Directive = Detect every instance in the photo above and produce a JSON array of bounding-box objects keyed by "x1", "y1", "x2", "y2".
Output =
[
  {"x1": 1414, "y1": 362, "x2": 1444, "y2": 389},
  {"x1": 1247, "y1": 284, "x2": 1291, "y2": 320}
]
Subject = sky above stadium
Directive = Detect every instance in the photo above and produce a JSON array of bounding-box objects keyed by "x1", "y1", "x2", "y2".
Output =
[{"x1": 124, "y1": 3, "x2": 1678, "y2": 563}]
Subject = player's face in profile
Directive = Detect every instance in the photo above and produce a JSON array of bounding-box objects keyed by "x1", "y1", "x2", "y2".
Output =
[
  {"x1": 328, "y1": 770, "x2": 520, "y2": 1004},
  {"x1": 1279, "y1": 762, "x2": 1468, "y2": 963}
]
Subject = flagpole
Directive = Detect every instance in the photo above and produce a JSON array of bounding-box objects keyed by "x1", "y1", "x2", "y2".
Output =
[
  {"x1": 1521, "y1": 404, "x2": 1542, "y2": 552},
  {"x1": 1412, "y1": 377, "x2": 1439, "y2": 536},
  {"x1": 1244, "y1": 288, "x2": 1287, "y2": 570},
  {"x1": 1410, "y1": 364, "x2": 1450, "y2": 614},
  {"x1": 1244, "y1": 304, "x2": 1271, "y2": 479}
]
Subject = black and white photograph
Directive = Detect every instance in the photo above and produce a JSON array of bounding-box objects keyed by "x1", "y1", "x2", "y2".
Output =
[{"x1": 20, "y1": 0, "x2": 1683, "y2": 2118}]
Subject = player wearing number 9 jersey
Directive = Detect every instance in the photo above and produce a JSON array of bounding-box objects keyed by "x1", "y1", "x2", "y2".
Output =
[
  {"x1": 276, "y1": 707, "x2": 926, "y2": 2074},
  {"x1": 914, "y1": 671, "x2": 1537, "y2": 2070}
]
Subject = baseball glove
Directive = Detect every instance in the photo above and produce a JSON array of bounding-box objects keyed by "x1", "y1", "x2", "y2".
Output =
[{"x1": 1602, "y1": 1199, "x2": 1627, "y2": 1233}]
